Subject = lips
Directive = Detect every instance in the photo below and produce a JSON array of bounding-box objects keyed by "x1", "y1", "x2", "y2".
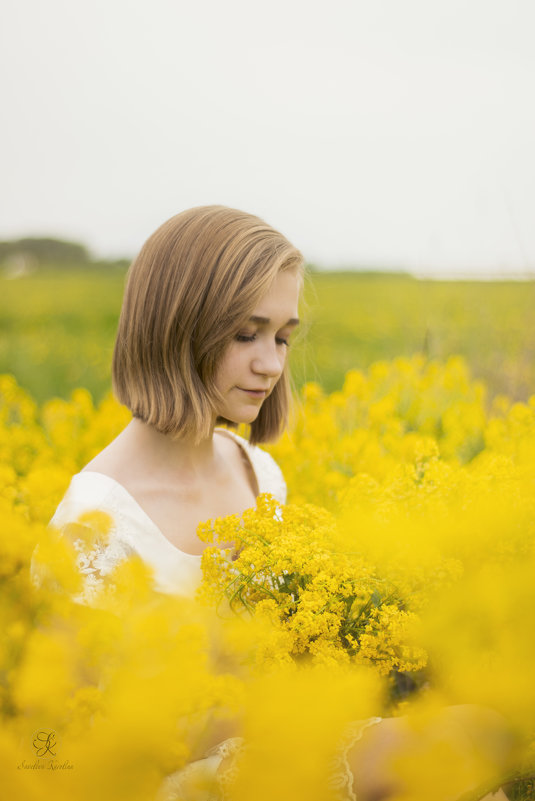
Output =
[{"x1": 238, "y1": 387, "x2": 268, "y2": 398}]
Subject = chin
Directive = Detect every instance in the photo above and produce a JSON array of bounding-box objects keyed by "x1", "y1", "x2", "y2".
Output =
[
  {"x1": 222, "y1": 408, "x2": 261, "y2": 426},
  {"x1": 237, "y1": 412, "x2": 261, "y2": 425}
]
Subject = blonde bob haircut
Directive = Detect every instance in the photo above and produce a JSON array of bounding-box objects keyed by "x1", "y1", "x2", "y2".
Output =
[{"x1": 112, "y1": 205, "x2": 304, "y2": 445}]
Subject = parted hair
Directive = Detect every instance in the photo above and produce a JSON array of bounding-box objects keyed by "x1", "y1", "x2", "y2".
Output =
[{"x1": 112, "y1": 205, "x2": 304, "y2": 445}]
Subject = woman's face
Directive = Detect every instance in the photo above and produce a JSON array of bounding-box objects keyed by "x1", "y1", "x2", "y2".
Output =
[{"x1": 214, "y1": 268, "x2": 301, "y2": 425}]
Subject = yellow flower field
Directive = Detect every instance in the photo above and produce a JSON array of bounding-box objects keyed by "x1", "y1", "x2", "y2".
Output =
[{"x1": 2, "y1": 355, "x2": 535, "y2": 799}]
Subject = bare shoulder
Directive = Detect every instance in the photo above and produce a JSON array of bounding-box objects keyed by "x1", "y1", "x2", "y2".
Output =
[{"x1": 80, "y1": 438, "x2": 125, "y2": 479}]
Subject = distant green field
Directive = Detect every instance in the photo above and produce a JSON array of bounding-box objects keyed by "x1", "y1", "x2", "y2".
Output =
[{"x1": 1, "y1": 266, "x2": 534, "y2": 405}]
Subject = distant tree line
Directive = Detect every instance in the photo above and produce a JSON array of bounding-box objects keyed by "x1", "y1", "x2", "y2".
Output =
[
  {"x1": 0, "y1": 237, "x2": 414, "y2": 278},
  {"x1": 0, "y1": 237, "x2": 130, "y2": 272}
]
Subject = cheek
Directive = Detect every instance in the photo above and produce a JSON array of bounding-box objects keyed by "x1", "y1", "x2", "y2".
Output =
[{"x1": 215, "y1": 345, "x2": 243, "y2": 386}]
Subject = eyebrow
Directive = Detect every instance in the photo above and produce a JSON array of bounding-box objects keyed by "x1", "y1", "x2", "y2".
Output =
[{"x1": 249, "y1": 315, "x2": 300, "y2": 327}]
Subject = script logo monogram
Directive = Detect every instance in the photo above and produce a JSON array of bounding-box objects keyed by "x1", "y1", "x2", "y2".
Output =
[{"x1": 32, "y1": 730, "x2": 57, "y2": 758}]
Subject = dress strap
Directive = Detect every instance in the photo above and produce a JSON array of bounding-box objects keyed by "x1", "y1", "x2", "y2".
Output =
[{"x1": 214, "y1": 428, "x2": 260, "y2": 496}]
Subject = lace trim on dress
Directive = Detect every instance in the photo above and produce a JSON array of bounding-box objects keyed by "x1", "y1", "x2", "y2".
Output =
[
  {"x1": 210, "y1": 737, "x2": 245, "y2": 801},
  {"x1": 30, "y1": 507, "x2": 137, "y2": 607},
  {"x1": 211, "y1": 720, "x2": 384, "y2": 801},
  {"x1": 327, "y1": 717, "x2": 383, "y2": 801},
  {"x1": 68, "y1": 528, "x2": 135, "y2": 605},
  {"x1": 154, "y1": 737, "x2": 246, "y2": 801},
  {"x1": 157, "y1": 718, "x2": 384, "y2": 801}
]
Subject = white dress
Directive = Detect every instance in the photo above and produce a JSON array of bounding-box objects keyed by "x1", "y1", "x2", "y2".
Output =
[{"x1": 33, "y1": 429, "x2": 286, "y2": 606}]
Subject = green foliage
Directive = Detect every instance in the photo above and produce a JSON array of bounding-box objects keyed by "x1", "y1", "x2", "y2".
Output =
[
  {"x1": 292, "y1": 271, "x2": 535, "y2": 401},
  {"x1": 1, "y1": 266, "x2": 534, "y2": 405}
]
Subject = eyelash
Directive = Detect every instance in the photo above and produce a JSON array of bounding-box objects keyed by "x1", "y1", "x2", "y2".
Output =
[{"x1": 236, "y1": 334, "x2": 290, "y2": 347}]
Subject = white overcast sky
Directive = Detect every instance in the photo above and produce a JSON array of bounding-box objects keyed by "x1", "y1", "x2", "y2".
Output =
[{"x1": 1, "y1": 0, "x2": 534, "y2": 276}]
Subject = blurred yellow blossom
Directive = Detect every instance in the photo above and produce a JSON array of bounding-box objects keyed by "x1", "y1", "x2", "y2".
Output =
[{"x1": 2, "y1": 357, "x2": 535, "y2": 798}]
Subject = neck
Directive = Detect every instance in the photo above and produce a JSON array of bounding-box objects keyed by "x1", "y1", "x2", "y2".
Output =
[{"x1": 120, "y1": 417, "x2": 221, "y2": 481}]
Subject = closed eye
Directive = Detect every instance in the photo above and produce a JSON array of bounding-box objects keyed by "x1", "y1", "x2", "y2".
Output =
[{"x1": 235, "y1": 333, "x2": 291, "y2": 347}]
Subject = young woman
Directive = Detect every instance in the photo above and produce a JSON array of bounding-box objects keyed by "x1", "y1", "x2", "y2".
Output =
[
  {"x1": 35, "y1": 206, "x2": 510, "y2": 801},
  {"x1": 45, "y1": 205, "x2": 301, "y2": 605}
]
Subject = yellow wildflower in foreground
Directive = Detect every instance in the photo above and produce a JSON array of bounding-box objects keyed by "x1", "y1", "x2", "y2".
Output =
[
  {"x1": 2, "y1": 356, "x2": 535, "y2": 798},
  {"x1": 5, "y1": 519, "x2": 244, "y2": 801},
  {"x1": 198, "y1": 495, "x2": 428, "y2": 680}
]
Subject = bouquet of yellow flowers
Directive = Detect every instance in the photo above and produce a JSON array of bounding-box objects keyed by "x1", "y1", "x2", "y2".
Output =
[{"x1": 198, "y1": 494, "x2": 427, "y2": 684}]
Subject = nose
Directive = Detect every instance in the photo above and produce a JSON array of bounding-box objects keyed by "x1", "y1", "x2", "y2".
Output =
[{"x1": 251, "y1": 341, "x2": 284, "y2": 379}]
